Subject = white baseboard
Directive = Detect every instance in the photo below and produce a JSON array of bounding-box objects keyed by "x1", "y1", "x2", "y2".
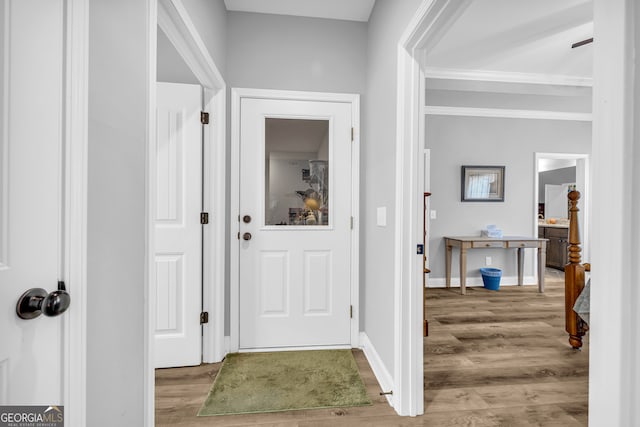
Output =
[
  {"x1": 427, "y1": 275, "x2": 537, "y2": 288},
  {"x1": 359, "y1": 332, "x2": 395, "y2": 407},
  {"x1": 224, "y1": 336, "x2": 230, "y2": 355}
]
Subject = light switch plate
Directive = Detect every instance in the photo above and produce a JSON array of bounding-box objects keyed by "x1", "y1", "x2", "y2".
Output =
[
  {"x1": 430, "y1": 210, "x2": 437, "y2": 219},
  {"x1": 377, "y1": 207, "x2": 387, "y2": 227}
]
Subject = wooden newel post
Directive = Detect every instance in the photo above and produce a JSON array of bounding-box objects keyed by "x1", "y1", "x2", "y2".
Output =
[{"x1": 565, "y1": 190, "x2": 587, "y2": 349}]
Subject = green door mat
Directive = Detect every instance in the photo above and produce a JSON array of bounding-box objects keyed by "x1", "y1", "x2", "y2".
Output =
[{"x1": 197, "y1": 349, "x2": 372, "y2": 416}]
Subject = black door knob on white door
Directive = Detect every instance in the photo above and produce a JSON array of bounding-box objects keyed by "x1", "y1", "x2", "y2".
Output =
[{"x1": 16, "y1": 281, "x2": 71, "y2": 319}]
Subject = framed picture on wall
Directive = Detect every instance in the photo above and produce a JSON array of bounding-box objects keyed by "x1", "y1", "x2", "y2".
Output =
[{"x1": 461, "y1": 165, "x2": 505, "y2": 202}]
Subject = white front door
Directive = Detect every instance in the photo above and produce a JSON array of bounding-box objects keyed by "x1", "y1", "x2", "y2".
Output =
[
  {"x1": 239, "y1": 97, "x2": 353, "y2": 349},
  {"x1": 153, "y1": 82, "x2": 203, "y2": 368},
  {"x1": 0, "y1": 0, "x2": 66, "y2": 405}
]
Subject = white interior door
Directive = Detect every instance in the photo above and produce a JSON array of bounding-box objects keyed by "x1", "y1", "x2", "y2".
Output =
[
  {"x1": 153, "y1": 82, "x2": 202, "y2": 368},
  {"x1": 0, "y1": 0, "x2": 66, "y2": 405},
  {"x1": 239, "y1": 98, "x2": 352, "y2": 349}
]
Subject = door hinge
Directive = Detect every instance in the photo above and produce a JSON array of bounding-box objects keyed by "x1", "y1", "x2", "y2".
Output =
[
  {"x1": 351, "y1": 127, "x2": 354, "y2": 141},
  {"x1": 200, "y1": 312, "x2": 209, "y2": 324},
  {"x1": 201, "y1": 111, "x2": 210, "y2": 125},
  {"x1": 200, "y1": 212, "x2": 209, "y2": 224},
  {"x1": 350, "y1": 216, "x2": 354, "y2": 230},
  {"x1": 350, "y1": 305, "x2": 353, "y2": 319}
]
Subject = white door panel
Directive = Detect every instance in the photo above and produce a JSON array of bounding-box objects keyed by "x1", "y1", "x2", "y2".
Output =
[
  {"x1": 154, "y1": 82, "x2": 202, "y2": 368},
  {"x1": 239, "y1": 98, "x2": 352, "y2": 349},
  {"x1": 0, "y1": 0, "x2": 65, "y2": 404}
]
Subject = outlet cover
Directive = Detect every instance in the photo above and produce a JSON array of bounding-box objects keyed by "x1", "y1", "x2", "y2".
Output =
[{"x1": 485, "y1": 256, "x2": 492, "y2": 266}]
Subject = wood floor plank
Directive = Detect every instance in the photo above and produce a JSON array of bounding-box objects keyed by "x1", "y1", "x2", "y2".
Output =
[
  {"x1": 474, "y1": 380, "x2": 589, "y2": 408},
  {"x1": 156, "y1": 271, "x2": 588, "y2": 426},
  {"x1": 426, "y1": 363, "x2": 589, "y2": 389}
]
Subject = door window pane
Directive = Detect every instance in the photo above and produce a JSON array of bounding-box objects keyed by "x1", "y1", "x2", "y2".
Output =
[{"x1": 265, "y1": 118, "x2": 329, "y2": 226}]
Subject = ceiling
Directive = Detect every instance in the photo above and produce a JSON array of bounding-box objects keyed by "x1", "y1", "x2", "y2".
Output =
[
  {"x1": 539, "y1": 158, "x2": 577, "y2": 173},
  {"x1": 223, "y1": 0, "x2": 592, "y2": 78},
  {"x1": 426, "y1": 0, "x2": 593, "y2": 78},
  {"x1": 224, "y1": 0, "x2": 376, "y2": 22}
]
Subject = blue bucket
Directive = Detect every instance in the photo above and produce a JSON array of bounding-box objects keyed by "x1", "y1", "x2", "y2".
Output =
[{"x1": 480, "y1": 268, "x2": 502, "y2": 291}]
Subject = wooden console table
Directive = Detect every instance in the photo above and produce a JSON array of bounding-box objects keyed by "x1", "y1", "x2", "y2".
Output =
[{"x1": 444, "y1": 236, "x2": 548, "y2": 295}]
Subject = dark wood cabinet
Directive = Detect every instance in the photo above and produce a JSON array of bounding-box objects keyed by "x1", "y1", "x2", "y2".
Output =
[{"x1": 538, "y1": 226, "x2": 568, "y2": 270}]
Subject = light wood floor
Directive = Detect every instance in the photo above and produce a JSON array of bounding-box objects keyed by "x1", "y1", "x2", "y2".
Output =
[{"x1": 155, "y1": 271, "x2": 588, "y2": 426}]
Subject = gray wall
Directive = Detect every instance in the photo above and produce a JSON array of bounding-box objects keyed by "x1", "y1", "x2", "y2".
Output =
[
  {"x1": 227, "y1": 11, "x2": 367, "y2": 92},
  {"x1": 157, "y1": 0, "x2": 227, "y2": 83},
  {"x1": 157, "y1": 28, "x2": 198, "y2": 84},
  {"x1": 87, "y1": 0, "x2": 147, "y2": 425},
  {"x1": 538, "y1": 166, "x2": 576, "y2": 203},
  {"x1": 181, "y1": 0, "x2": 227, "y2": 76},
  {"x1": 0, "y1": 4, "x2": 3, "y2": 174},
  {"x1": 362, "y1": 0, "x2": 422, "y2": 374},
  {"x1": 633, "y1": 0, "x2": 640, "y2": 417},
  {"x1": 426, "y1": 116, "x2": 591, "y2": 280}
]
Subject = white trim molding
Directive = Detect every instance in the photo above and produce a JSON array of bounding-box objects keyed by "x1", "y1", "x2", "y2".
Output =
[
  {"x1": 393, "y1": 0, "x2": 472, "y2": 417},
  {"x1": 202, "y1": 86, "x2": 227, "y2": 364},
  {"x1": 63, "y1": 0, "x2": 89, "y2": 425},
  {"x1": 229, "y1": 88, "x2": 361, "y2": 352},
  {"x1": 424, "y1": 105, "x2": 593, "y2": 122},
  {"x1": 157, "y1": 0, "x2": 224, "y2": 90},
  {"x1": 424, "y1": 67, "x2": 594, "y2": 87},
  {"x1": 533, "y1": 152, "x2": 590, "y2": 268},
  {"x1": 144, "y1": 1, "x2": 158, "y2": 426},
  {"x1": 360, "y1": 333, "x2": 395, "y2": 406},
  {"x1": 428, "y1": 276, "x2": 537, "y2": 288}
]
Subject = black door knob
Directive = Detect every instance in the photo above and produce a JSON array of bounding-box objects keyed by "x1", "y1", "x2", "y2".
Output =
[
  {"x1": 16, "y1": 281, "x2": 70, "y2": 319},
  {"x1": 243, "y1": 232, "x2": 252, "y2": 241},
  {"x1": 243, "y1": 215, "x2": 252, "y2": 223}
]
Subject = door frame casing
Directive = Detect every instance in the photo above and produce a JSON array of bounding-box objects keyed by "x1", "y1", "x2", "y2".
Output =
[
  {"x1": 401, "y1": 0, "x2": 637, "y2": 422},
  {"x1": 229, "y1": 88, "x2": 360, "y2": 352},
  {"x1": 62, "y1": 0, "x2": 88, "y2": 425},
  {"x1": 393, "y1": 0, "x2": 473, "y2": 416},
  {"x1": 145, "y1": 0, "x2": 227, "y2": 425},
  {"x1": 533, "y1": 152, "x2": 590, "y2": 264}
]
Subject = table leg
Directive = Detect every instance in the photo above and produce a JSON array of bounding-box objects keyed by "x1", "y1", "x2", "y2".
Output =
[
  {"x1": 538, "y1": 243, "x2": 546, "y2": 293},
  {"x1": 445, "y1": 243, "x2": 452, "y2": 289},
  {"x1": 460, "y1": 247, "x2": 467, "y2": 295},
  {"x1": 517, "y1": 247, "x2": 524, "y2": 286}
]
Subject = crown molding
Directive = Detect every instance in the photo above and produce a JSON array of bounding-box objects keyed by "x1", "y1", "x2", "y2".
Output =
[{"x1": 424, "y1": 67, "x2": 593, "y2": 87}]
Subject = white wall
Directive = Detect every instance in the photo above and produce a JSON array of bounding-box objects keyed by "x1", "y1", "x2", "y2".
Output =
[
  {"x1": 87, "y1": 0, "x2": 147, "y2": 425},
  {"x1": 363, "y1": 0, "x2": 422, "y2": 376},
  {"x1": 425, "y1": 116, "x2": 591, "y2": 281}
]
